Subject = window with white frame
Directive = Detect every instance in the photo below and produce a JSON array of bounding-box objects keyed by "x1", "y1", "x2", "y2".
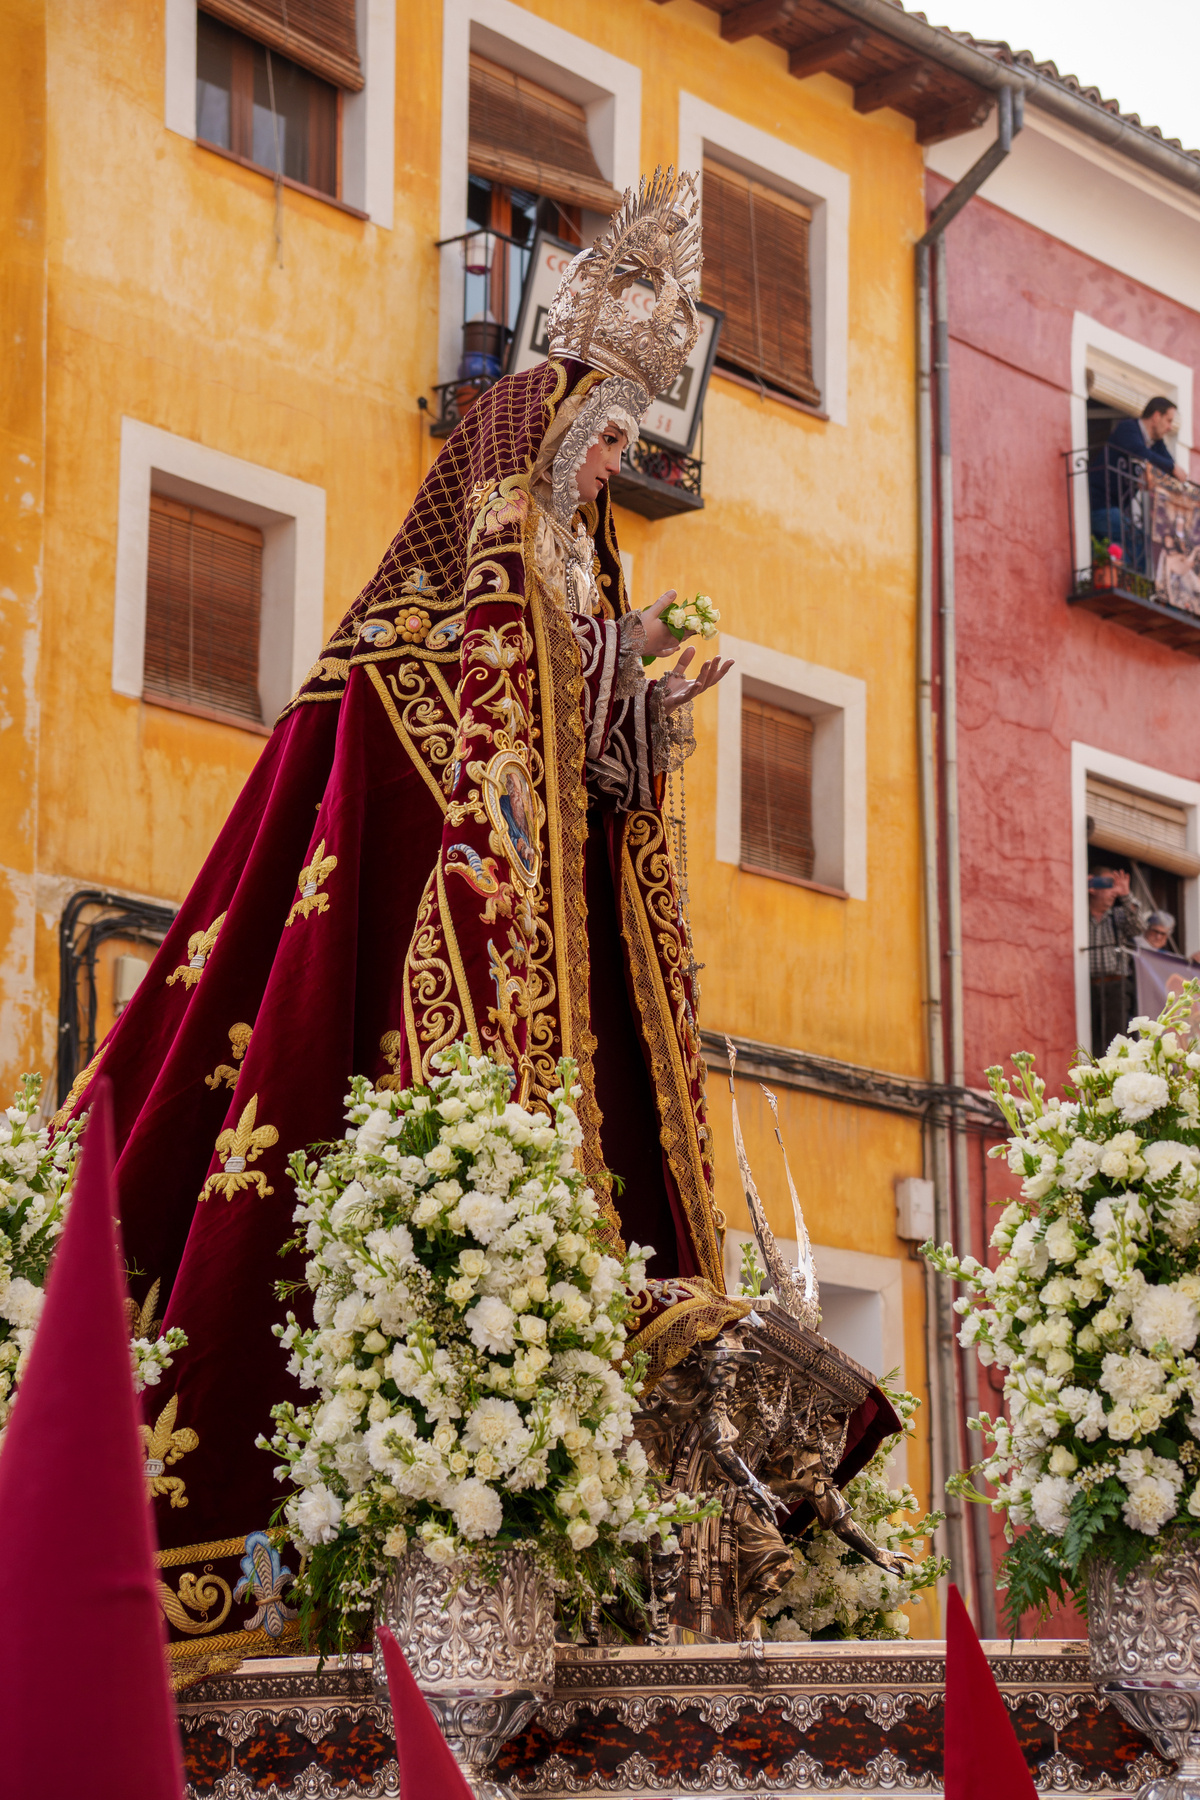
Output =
[
  {"x1": 716, "y1": 636, "x2": 867, "y2": 901},
  {"x1": 438, "y1": 0, "x2": 641, "y2": 388},
  {"x1": 1072, "y1": 742, "x2": 1200, "y2": 1053},
  {"x1": 165, "y1": 0, "x2": 397, "y2": 224},
  {"x1": 679, "y1": 93, "x2": 850, "y2": 427},
  {"x1": 114, "y1": 419, "x2": 326, "y2": 729}
]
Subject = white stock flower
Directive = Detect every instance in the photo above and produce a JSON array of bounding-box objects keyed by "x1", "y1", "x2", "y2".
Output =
[
  {"x1": 1010, "y1": 1220, "x2": 1049, "y2": 1278},
  {"x1": 1112, "y1": 1072, "x2": 1170, "y2": 1123}
]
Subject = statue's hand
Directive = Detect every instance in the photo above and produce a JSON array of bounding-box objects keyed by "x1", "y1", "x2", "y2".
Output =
[
  {"x1": 656, "y1": 646, "x2": 735, "y2": 716},
  {"x1": 872, "y1": 1546, "x2": 915, "y2": 1577}
]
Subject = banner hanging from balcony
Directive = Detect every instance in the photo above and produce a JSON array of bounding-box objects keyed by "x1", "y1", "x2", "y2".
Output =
[
  {"x1": 509, "y1": 231, "x2": 723, "y2": 455},
  {"x1": 1150, "y1": 480, "x2": 1200, "y2": 616}
]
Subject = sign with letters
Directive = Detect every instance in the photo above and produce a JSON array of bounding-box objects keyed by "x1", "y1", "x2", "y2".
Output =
[{"x1": 508, "y1": 231, "x2": 722, "y2": 456}]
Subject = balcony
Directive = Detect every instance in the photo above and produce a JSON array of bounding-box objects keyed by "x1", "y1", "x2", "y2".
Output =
[
  {"x1": 431, "y1": 227, "x2": 706, "y2": 519},
  {"x1": 1065, "y1": 448, "x2": 1200, "y2": 657}
]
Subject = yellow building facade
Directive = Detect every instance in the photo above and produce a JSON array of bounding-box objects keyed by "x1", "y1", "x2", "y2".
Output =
[{"x1": 3, "y1": 0, "x2": 1001, "y2": 1630}]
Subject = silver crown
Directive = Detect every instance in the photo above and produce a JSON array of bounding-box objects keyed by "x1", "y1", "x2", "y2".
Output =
[{"x1": 545, "y1": 166, "x2": 701, "y2": 398}]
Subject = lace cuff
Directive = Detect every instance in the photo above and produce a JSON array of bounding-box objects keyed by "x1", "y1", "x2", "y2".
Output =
[
  {"x1": 614, "y1": 609, "x2": 649, "y2": 700},
  {"x1": 649, "y1": 688, "x2": 695, "y2": 774}
]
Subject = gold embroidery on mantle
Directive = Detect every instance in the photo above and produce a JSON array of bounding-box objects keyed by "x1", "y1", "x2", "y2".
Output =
[
  {"x1": 366, "y1": 662, "x2": 450, "y2": 814},
  {"x1": 158, "y1": 1568, "x2": 233, "y2": 1635},
  {"x1": 619, "y1": 812, "x2": 724, "y2": 1290},
  {"x1": 205, "y1": 1022, "x2": 253, "y2": 1091},
  {"x1": 167, "y1": 911, "x2": 227, "y2": 989},
  {"x1": 199, "y1": 1095, "x2": 279, "y2": 1202},
  {"x1": 286, "y1": 840, "x2": 337, "y2": 925},
  {"x1": 403, "y1": 873, "x2": 462, "y2": 1079},
  {"x1": 50, "y1": 1040, "x2": 106, "y2": 1129},
  {"x1": 527, "y1": 567, "x2": 616, "y2": 1243},
  {"x1": 141, "y1": 1393, "x2": 199, "y2": 1507}
]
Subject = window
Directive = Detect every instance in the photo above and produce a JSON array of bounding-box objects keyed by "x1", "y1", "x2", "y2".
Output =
[
  {"x1": 740, "y1": 695, "x2": 815, "y2": 882},
  {"x1": 196, "y1": 10, "x2": 342, "y2": 198},
  {"x1": 468, "y1": 54, "x2": 618, "y2": 221},
  {"x1": 146, "y1": 496, "x2": 264, "y2": 726},
  {"x1": 702, "y1": 158, "x2": 819, "y2": 408}
]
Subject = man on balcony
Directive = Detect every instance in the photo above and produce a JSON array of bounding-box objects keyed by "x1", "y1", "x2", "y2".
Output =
[
  {"x1": 1088, "y1": 858, "x2": 1146, "y2": 1051},
  {"x1": 1090, "y1": 397, "x2": 1188, "y2": 568}
]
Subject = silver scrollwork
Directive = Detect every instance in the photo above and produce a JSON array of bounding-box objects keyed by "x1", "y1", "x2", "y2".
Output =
[{"x1": 1090, "y1": 1541, "x2": 1200, "y2": 1799}]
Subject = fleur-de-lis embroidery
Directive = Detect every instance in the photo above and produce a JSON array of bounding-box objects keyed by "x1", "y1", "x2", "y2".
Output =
[
  {"x1": 205, "y1": 1022, "x2": 253, "y2": 1091},
  {"x1": 285, "y1": 840, "x2": 337, "y2": 926},
  {"x1": 199, "y1": 1095, "x2": 279, "y2": 1202},
  {"x1": 234, "y1": 1531, "x2": 299, "y2": 1637},
  {"x1": 167, "y1": 911, "x2": 227, "y2": 989},
  {"x1": 140, "y1": 1393, "x2": 199, "y2": 1508}
]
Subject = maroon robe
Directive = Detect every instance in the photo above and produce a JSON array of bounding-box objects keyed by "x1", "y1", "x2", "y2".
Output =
[{"x1": 57, "y1": 359, "x2": 742, "y2": 1682}]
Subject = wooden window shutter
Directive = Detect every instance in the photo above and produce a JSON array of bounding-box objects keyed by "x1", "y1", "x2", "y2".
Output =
[
  {"x1": 741, "y1": 695, "x2": 815, "y2": 881},
  {"x1": 1086, "y1": 776, "x2": 1200, "y2": 878},
  {"x1": 146, "y1": 496, "x2": 264, "y2": 726},
  {"x1": 200, "y1": 0, "x2": 363, "y2": 90},
  {"x1": 702, "y1": 159, "x2": 820, "y2": 407},
  {"x1": 468, "y1": 54, "x2": 622, "y2": 215}
]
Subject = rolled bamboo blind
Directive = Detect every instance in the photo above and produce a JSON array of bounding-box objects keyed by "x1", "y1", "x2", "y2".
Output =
[
  {"x1": 146, "y1": 496, "x2": 264, "y2": 726},
  {"x1": 702, "y1": 159, "x2": 820, "y2": 407},
  {"x1": 200, "y1": 0, "x2": 363, "y2": 91},
  {"x1": 741, "y1": 695, "x2": 816, "y2": 881},
  {"x1": 468, "y1": 54, "x2": 622, "y2": 215}
]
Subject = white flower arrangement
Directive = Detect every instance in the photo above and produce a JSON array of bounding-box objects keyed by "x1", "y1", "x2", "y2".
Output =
[
  {"x1": 261, "y1": 1044, "x2": 703, "y2": 1652},
  {"x1": 0, "y1": 1074, "x2": 185, "y2": 1443},
  {"x1": 762, "y1": 1384, "x2": 947, "y2": 1642},
  {"x1": 927, "y1": 985, "x2": 1200, "y2": 1622}
]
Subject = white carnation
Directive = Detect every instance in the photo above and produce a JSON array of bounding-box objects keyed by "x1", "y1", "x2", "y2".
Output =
[
  {"x1": 0, "y1": 1276, "x2": 44, "y2": 1330},
  {"x1": 1030, "y1": 1475, "x2": 1072, "y2": 1536},
  {"x1": 1131, "y1": 1284, "x2": 1199, "y2": 1355},
  {"x1": 449, "y1": 1477, "x2": 503, "y2": 1540},
  {"x1": 466, "y1": 1296, "x2": 516, "y2": 1355},
  {"x1": 295, "y1": 1485, "x2": 344, "y2": 1545},
  {"x1": 1122, "y1": 1477, "x2": 1177, "y2": 1535},
  {"x1": 1112, "y1": 1071, "x2": 1170, "y2": 1123},
  {"x1": 1100, "y1": 1351, "x2": 1166, "y2": 1404}
]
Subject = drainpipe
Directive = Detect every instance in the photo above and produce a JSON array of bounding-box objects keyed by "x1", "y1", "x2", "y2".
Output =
[{"x1": 916, "y1": 86, "x2": 1022, "y2": 1635}]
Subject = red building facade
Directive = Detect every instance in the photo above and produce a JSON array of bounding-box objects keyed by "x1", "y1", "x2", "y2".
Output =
[{"x1": 926, "y1": 69, "x2": 1200, "y2": 1631}]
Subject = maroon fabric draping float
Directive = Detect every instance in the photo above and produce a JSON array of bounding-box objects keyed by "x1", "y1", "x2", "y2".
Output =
[
  {"x1": 54, "y1": 359, "x2": 747, "y2": 1683},
  {"x1": 944, "y1": 1582, "x2": 1038, "y2": 1798},
  {"x1": 0, "y1": 1081, "x2": 184, "y2": 1797}
]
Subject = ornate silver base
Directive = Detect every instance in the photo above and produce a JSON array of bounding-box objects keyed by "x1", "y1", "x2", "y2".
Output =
[
  {"x1": 1089, "y1": 1540, "x2": 1200, "y2": 1800},
  {"x1": 1100, "y1": 1687, "x2": 1200, "y2": 1800},
  {"x1": 372, "y1": 1548, "x2": 555, "y2": 1800}
]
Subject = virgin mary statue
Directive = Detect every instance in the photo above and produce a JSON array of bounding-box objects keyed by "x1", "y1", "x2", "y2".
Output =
[{"x1": 58, "y1": 168, "x2": 749, "y2": 1675}]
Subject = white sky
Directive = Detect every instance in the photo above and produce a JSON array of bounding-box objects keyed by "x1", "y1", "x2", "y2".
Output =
[{"x1": 923, "y1": 0, "x2": 1200, "y2": 153}]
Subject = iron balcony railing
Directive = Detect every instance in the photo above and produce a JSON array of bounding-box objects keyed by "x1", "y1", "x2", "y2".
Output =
[{"x1": 1065, "y1": 447, "x2": 1200, "y2": 655}]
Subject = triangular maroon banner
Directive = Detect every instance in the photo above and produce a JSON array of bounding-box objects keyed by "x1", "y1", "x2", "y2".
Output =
[
  {"x1": 376, "y1": 1624, "x2": 475, "y2": 1797},
  {"x1": 945, "y1": 1582, "x2": 1037, "y2": 1798},
  {"x1": 0, "y1": 1080, "x2": 184, "y2": 1798}
]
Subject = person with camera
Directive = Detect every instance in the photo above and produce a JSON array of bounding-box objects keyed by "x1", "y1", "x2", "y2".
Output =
[{"x1": 1088, "y1": 858, "x2": 1146, "y2": 1050}]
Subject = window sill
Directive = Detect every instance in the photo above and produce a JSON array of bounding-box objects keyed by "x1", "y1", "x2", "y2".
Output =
[
  {"x1": 739, "y1": 862, "x2": 848, "y2": 899},
  {"x1": 142, "y1": 692, "x2": 272, "y2": 737},
  {"x1": 195, "y1": 138, "x2": 370, "y2": 221},
  {"x1": 713, "y1": 366, "x2": 829, "y2": 421}
]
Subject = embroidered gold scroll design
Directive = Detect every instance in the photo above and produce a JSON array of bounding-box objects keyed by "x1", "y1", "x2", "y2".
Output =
[
  {"x1": 620, "y1": 813, "x2": 723, "y2": 1291},
  {"x1": 286, "y1": 840, "x2": 337, "y2": 926},
  {"x1": 141, "y1": 1393, "x2": 199, "y2": 1508},
  {"x1": 402, "y1": 873, "x2": 462, "y2": 1080},
  {"x1": 527, "y1": 567, "x2": 614, "y2": 1238},
  {"x1": 205, "y1": 1022, "x2": 253, "y2": 1091},
  {"x1": 198, "y1": 1095, "x2": 279, "y2": 1202},
  {"x1": 50, "y1": 1041, "x2": 106, "y2": 1130},
  {"x1": 167, "y1": 911, "x2": 227, "y2": 989},
  {"x1": 366, "y1": 662, "x2": 451, "y2": 815},
  {"x1": 623, "y1": 1283, "x2": 753, "y2": 1393},
  {"x1": 158, "y1": 1569, "x2": 234, "y2": 1636}
]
